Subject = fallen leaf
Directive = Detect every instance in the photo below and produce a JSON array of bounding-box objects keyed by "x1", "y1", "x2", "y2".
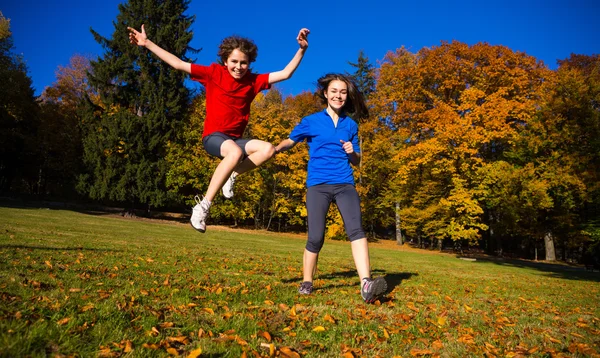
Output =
[
  {"x1": 166, "y1": 347, "x2": 179, "y2": 356},
  {"x1": 260, "y1": 331, "x2": 272, "y2": 342},
  {"x1": 188, "y1": 347, "x2": 202, "y2": 358},
  {"x1": 57, "y1": 317, "x2": 70, "y2": 326},
  {"x1": 312, "y1": 326, "x2": 326, "y2": 332}
]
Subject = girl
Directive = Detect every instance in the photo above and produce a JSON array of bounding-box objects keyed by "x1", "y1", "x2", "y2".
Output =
[{"x1": 274, "y1": 74, "x2": 387, "y2": 303}]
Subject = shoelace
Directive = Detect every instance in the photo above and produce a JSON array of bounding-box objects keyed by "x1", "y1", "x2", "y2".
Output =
[{"x1": 194, "y1": 195, "x2": 202, "y2": 205}]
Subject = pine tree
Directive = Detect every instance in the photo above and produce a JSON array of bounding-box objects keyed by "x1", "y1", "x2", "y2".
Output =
[
  {"x1": 79, "y1": 0, "x2": 196, "y2": 212},
  {"x1": 0, "y1": 12, "x2": 40, "y2": 192},
  {"x1": 347, "y1": 50, "x2": 376, "y2": 100}
]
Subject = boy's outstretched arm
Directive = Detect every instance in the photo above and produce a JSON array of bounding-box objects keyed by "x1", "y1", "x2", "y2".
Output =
[
  {"x1": 268, "y1": 28, "x2": 310, "y2": 85},
  {"x1": 127, "y1": 24, "x2": 192, "y2": 74}
]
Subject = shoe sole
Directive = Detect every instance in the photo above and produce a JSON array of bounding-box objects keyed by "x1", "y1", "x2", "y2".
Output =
[
  {"x1": 190, "y1": 222, "x2": 206, "y2": 233},
  {"x1": 364, "y1": 278, "x2": 387, "y2": 303}
]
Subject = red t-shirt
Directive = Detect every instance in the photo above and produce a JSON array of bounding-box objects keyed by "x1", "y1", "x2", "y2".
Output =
[{"x1": 190, "y1": 63, "x2": 271, "y2": 138}]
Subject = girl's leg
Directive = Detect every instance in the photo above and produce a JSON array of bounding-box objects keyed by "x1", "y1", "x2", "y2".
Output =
[
  {"x1": 303, "y1": 185, "x2": 331, "y2": 283},
  {"x1": 350, "y1": 238, "x2": 371, "y2": 281},
  {"x1": 303, "y1": 249, "x2": 319, "y2": 283},
  {"x1": 334, "y1": 185, "x2": 371, "y2": 280},
  {"x1": 335, "y1": 185, "x2": 387, "y2": 302}
]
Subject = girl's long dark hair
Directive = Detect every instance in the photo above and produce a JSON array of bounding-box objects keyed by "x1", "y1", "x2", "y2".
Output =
[{"x1": 315, "y1": 73, "x2": 369, "y2": 120}]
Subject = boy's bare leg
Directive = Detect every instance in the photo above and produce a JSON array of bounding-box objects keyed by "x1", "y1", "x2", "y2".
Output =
[
  {"x1": 232, "y1": 139, "x2": 276, "y2": 175},
  {"x1": 204, "y1": 140, "x2": 243, "y2": 202}
]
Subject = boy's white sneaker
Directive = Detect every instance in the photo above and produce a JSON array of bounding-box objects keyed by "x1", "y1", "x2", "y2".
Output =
[
  {"x1": 190, "y1": 195, "x2": 210, "y2": 233},
  {"x1": 222, "y1": 173, "x2": 237, "y2": 199}
]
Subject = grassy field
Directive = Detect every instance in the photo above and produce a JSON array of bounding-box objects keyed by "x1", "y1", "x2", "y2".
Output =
[{"x1": 1, "y1": 202, "x2": 599, "y2": 357}]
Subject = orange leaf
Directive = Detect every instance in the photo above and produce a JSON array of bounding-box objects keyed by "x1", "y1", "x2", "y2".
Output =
[
  {"x1": 312, "y1": 326, "x2": 326, "y2": 332},
  {"x1": 124, "y1": 340, "x2": 133, "y2": 353},
  {"x1": 201, "y1": 307, "x2": 214, "y2": 315},
  {"x1": 188, "y1": 347, "x2": 202, "y2": 358},
  {"x1": 166, "y1": 347, "x2": 179, "y2": 356},
  {"x1": 323, "y1": 314, "x2": 336, "y2": 324},
  {"x1": 280, "y1": 346, "x2": 300, "y2": 358},
  {"x1": 260, "y1": 331, "x2": 272, "y2": 342},
  {"x1": 410, "y1": 348, "x2": 434, "y2": 356},
  {"x1": 57, "y1": 317, "x2": 70, "y2": 326}
]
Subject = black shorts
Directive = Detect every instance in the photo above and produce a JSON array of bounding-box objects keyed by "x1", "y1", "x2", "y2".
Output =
[
  {"x1": 202, "y1": 132, "x2": 251, "y2": 159},
  {"x1": 305, "y1": 184, "x2": 366, "y2": 253}
]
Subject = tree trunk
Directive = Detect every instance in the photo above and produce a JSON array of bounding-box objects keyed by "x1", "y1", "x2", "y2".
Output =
[
  {"x1": 395, "y1": 202, "x2": 403, "y2": 245},
  {"x1": 544, "y1": 231, "x2": 556, "y2": 261}
]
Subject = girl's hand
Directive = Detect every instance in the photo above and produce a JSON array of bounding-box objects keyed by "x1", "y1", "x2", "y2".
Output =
[
  {"x1": 128, "y1": 24, "x2": 148, "y2": 46},
  {"x1": 297, "y1": 28, "x2": 310, "y2": 49},
  {"x1": 340, "y1": 140, "x2": 354, "y2": 154}
]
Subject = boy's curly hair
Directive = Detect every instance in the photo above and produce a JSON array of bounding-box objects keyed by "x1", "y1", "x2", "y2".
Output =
[{"x1": 218, "y1": 36, "x2": 258, "y2": 64}]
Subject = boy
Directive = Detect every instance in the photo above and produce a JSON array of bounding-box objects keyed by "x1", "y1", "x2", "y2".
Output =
[{"x1": 128, "y1": 25, "x2": 309, "y2": 233}]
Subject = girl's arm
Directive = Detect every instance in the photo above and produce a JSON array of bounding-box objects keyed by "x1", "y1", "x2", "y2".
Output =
[
  {"x1": 128, "y1": 24, "x2": 192, "y2": 74},
  {"x1": 268, "y1": 28, "x2": 310, "y2": 85},
  {"x1": 340, "y1": 140, "x2": 360, "y2": 166},
  {"x1": 274, "y1": 138, "x2": 297, "y2": 153}
]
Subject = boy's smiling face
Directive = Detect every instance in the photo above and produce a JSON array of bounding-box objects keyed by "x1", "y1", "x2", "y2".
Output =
[{"x1": 226, "y1": 49, "x2": 250, "y2": 79}]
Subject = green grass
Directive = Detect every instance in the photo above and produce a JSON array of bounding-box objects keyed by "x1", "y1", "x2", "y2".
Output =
[{"x1": 1, "y1": 203, "x2": 599, "y2": 357}]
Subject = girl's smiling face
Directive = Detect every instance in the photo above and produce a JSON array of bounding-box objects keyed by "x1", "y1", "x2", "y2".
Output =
[
  {"x1": 324, "y1": 80, "x2": 348, "y2": 112},
  {"x1": 226, "y1": 49, "x2": 249, "y2": 79}
]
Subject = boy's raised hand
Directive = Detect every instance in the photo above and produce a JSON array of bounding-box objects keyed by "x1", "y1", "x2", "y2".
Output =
[
  {"x1": 297, "y1": 28, "x2": 310, "y2": 49},
  {"x1": 128, "y1": 24, "x2": 148, "y2": 46}
]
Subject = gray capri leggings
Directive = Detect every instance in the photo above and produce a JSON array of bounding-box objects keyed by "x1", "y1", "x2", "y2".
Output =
[
  {"x1": 305, "y1": 184, "x2": 366, "y2": 253},
  {"x1": 202, "y1": 132, "x2": 251, "y2": 159}
]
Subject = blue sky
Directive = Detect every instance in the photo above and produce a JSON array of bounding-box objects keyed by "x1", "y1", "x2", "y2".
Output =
[{"x1": 3, "y1": 0, "x2": 599, "y2": 97}]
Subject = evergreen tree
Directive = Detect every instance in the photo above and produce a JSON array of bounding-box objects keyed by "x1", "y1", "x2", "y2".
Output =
[
  {"x1": 79, "y1": 0, "x2": 196, "y2": 211},
  {"x1": 347, "y1": 50, "x2": 376, "y2": 100},
  {"x1": 0, "y1": 12, "x2": 40, "y2": 192}
]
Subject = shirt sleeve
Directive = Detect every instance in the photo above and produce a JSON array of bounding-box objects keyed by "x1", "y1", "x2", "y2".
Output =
[
  {"x1": 289, "y1": 117, "x2": 311, "y2": 143},
  {"x1": 190, "y1": 63, "x2": 212, "y2": 85},
  {"x1": 253, "y1": 73, "x2": 271, "y2": 93}
]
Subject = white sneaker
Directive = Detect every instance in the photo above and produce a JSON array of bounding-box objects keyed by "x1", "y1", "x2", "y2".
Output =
[
  {"x1": 190, "y1": 195, "x2": 210, "y2": 233},
  {"x1": 222, "y1": 173, "x2": 237, "y2": 199}
]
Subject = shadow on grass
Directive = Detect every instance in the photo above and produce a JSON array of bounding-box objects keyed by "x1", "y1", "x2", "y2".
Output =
[
  {"x1": 0, "y1": 244, "x2": 122, "y2": 252},
  {"x1": 0, "y1": 196, "x2": 188, "y2": 222},
  {"x1": 465, "y1": 255, "x2": 600, "y2": 282}
]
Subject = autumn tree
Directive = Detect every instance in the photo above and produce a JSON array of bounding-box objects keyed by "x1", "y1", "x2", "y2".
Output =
[
  {"x1": 509, "y1": 54, "x2": 600, "y2": 261},
  {"x1": 372, "y1": 42, "x2": 553, "y2": 251},
  {"x1": 33, "y1": 55, "x2": 96, "y2": 197},
  {"x1": 79, "y1": 0, "x2": 195, "y2": 212},
  {"x1": 268, "y1": 91, "x2": 321, "y2": 231}
]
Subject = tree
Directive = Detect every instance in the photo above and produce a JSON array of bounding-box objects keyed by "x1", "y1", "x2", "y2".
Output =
[
  {"x1": 372, "y1": 42, "x2": 552, "y2": 250},
  {"x1": 347, "y1": 50, "x2": 376, "y2": 99},
  {"x1": 79, "y1": 0, "x2": 195, "y2": 212},
  {"x1": 509, "y1": 54, "x2": 600, "y2": 261},
  {"x1": 0, "y1": 12, "x2": 39, "y2": 193},
  {"x1": 33, "y1": 55, "x2": 96, "y2": 197}
]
